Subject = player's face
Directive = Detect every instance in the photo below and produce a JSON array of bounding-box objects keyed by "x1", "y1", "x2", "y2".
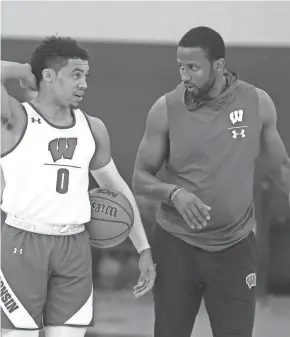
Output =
[
  {"x1": 52, "y1": 59, "x2": 90, "y2": 108},
  {"x1": 177, "y1": 47, "x2": 216, "y2": 99}
]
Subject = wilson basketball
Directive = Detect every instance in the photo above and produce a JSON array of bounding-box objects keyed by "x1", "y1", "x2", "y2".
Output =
[{"x1": 86, "y1": 187, "x2": 134, "y2": 248}]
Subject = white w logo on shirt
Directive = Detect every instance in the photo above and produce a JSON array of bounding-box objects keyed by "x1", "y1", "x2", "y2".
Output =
[{"x1": 230, "y1": 110, "x2": 244, "y2": 124}]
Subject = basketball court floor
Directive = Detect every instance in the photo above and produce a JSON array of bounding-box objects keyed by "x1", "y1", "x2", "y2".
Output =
[
  {"x1": 83, "y1": 290, "x2": 290, "y2": 337},
  {"x1": 37, "y1": 289, "x2": 289, "y2": 337}
]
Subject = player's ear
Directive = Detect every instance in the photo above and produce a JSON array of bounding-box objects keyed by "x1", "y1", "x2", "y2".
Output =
[
  {"x1": 42, "y1": 68, "x2": 55, "y2": 84},
  {"x1": 214, "y1": 58, "x2": 225, "y2": 73}
]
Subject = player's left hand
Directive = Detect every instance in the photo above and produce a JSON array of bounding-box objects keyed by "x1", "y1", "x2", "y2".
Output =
[{"x1": 133, "y1": 248, "x2": 156, "y2": 298}]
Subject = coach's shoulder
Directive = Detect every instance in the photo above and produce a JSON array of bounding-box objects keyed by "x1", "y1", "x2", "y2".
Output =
[
  {"x1": 255, "y1": 87, "x2": 277, "y2": 124},
  {"x1": 146, "y1": 95, "x2": 168, "y2": 130},
  {"x1": 255, "y1": 87, "x2": 275, "y2": 105},
  {"x1": 153, "y1": 95, "x2": 166, "y2": 107},
  {"x1": 148, "y1": 95, "x2": 167, "y2": 118}
]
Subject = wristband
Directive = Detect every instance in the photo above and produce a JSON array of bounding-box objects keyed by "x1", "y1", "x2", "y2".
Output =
[{"x1": 169, "y1": 185, "x2": 182, "y2": 202}]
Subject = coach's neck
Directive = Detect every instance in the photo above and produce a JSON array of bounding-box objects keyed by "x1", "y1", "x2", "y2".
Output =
[{"x1": 206, "y1": 72, "x2": 227, "y2": 100}]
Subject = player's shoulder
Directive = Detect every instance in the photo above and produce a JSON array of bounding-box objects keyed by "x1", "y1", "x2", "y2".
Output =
[
  {"x1": 81, "y1": 113, "x2": 106, "y2": 129},
  {"x1": 82, "y1": 113, "x2": 109, "y2": 139}
]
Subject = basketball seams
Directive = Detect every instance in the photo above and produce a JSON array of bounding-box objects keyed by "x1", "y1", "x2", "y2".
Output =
[
  {"x1": 88, "y1": 188, "x2": 134, "y2": 248},
  {"x1": 90, "y1": 218, "x2": 131, "y2": 227},
  {"x1": 90, "y1": 196, "x2": 134, "y2": 225},
  {"x1": 89, "y1": 227, "x2": 130, "y2": 241}
]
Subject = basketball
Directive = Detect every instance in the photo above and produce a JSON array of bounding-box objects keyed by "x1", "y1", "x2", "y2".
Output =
[{"x1": 86, "y1": 187, "x2": 134, "y2": 248}]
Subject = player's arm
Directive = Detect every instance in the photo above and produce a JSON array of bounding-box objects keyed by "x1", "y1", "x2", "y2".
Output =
[
  {"x1": 132, "y1": 96, "x2": 175, "y2": 200},
  {"x1": 258, "y1": 88, "x2": 290, "y2": 196},
  {"x1": 1, "y1": 166, "x2": 5, "y2": 204},
  {"x1": 1, "y1": 61, "x2": 36, "y2": 123},
  {"x1": 87, "y1": 116, "x2": 151, "y2": 254},
  {"x1": 88, "y1": 116, "x2": 155, "y2": 298}
]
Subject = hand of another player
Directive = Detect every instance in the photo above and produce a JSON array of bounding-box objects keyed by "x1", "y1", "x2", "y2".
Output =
[
  {"x1": 133, "y1": 248, "x2": 156, "y2": 299},
  {"x1": 172, "y1": 188, "x2": 211, "y2": 230},
  {"x1": 19, "y1": 63, "x2": 37, "y2": 91}
]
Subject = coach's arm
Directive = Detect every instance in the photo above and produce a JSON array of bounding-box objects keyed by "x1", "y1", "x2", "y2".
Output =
[{"x1": 258, "y1": 89, "x2": 290, "y2": 204}]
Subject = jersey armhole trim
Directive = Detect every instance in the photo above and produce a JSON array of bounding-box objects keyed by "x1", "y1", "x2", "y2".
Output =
[
  {"x1": 254, "y1": 87, "x2": 263, "y2": 128},
  {"x1": 80, "y1": 111, "x2": 97, "y2": 148},
  {"x1": 1, "y1": 104, "x2": 28, "y2": 158}
]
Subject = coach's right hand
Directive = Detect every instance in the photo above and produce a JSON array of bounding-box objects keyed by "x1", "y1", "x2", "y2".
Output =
[{"x1": 172, "y1": 188, "x2": 211, "y2": 230}]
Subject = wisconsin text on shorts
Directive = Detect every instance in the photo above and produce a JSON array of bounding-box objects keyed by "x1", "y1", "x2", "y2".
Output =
[{"x1": 0, "y1": 278, "x2": 19, "y2": 314}]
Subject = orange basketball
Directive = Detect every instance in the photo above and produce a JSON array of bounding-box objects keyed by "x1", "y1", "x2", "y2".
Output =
[{"x1": 87, "y1": 187, "x2": 134, "y2": 248}]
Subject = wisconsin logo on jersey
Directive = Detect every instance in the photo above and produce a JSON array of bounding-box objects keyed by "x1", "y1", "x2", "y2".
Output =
[
  {"x1": 228, "y1": 109, "x2": 247, "y2": 138},
  {"x1": 246, "y1": 273, "x2": 256, "y2": 289},
  {"x1": 48, "y1": 138, "x2": 78, "y2": 162},
  {"x1": 230, "y1": 110, "x2": 244, "y2": 125}
]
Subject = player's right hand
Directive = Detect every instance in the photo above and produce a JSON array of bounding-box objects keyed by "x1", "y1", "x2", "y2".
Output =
[
  {"x1": 19, "y1": 63, "x2": 37, "y2": 91},
  {"x1": 172, "y1": 188, "x2": 211, "y2": 230}
]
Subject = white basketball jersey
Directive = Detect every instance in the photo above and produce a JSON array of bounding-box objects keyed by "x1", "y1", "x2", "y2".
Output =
[{"x1": 0, "y1": 102, "x2": 96, "y2": 225}]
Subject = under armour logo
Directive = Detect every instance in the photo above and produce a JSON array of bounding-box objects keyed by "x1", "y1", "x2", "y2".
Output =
[
  {"x1": 31, "y1": 117, "x2": 41, "y2": 124},
  {"x1": 13, "y1": 248, "x2": 23, "y2": 255},
  {"x1": 230, "y1": 110, "x2": 243, "y2": 124},
  {"x1": 246, "y1": 273, "x2": 256, "y2": 289},
  {"x1": 232, "y1": 129, "x2": 246, "y2": 138}
]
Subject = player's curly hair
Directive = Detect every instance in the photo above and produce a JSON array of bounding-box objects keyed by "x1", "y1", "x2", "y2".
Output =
[
  {"x1": 179, "y1": 26, "x2": 225, "y2": 62},
  {"x1": 30, "y1": 35, "x2": 89, "y2": 89}
]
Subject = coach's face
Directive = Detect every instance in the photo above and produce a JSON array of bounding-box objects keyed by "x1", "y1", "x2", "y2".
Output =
[
  {"x1": 53, "y1": 59, "x2": 90, "y2": 108},
  {"x1": 177, "y1": 47, "x2": 218, "y2": 100}
]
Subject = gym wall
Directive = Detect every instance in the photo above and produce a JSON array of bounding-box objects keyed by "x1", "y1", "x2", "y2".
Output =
[
  {"x1": 2, "y1": 1, "x2": 290, "y2": 219},
  {"x1": 2, "y1": 1, "x2": 290, "y2": 291}
]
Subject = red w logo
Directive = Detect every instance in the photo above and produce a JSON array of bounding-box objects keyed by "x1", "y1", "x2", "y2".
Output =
[{"x1": 48, "y1": 138, "x2": 77, "y2": 162}]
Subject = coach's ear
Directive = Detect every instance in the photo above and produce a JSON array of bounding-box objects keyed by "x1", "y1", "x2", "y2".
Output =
[{"x1": 214, "y1": 58, "x2": 225, "y2": 73}]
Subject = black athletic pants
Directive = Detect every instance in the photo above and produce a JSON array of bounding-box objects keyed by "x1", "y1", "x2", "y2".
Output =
[{"x1": 152, "y1": 225, "x2": 257, "y2": 337}]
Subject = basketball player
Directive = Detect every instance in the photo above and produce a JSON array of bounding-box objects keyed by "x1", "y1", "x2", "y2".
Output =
[
  {"x1": 1, "y1": 36, "x2": 156, "y2": 337},
  {"x1": 132, "y1": 27, "x2": 290, "y2": 337}
]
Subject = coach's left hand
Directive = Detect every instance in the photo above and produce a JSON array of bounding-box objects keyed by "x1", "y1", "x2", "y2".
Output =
[{"x1": 133, "y1": 248, "x2": 156, "y2": 298}]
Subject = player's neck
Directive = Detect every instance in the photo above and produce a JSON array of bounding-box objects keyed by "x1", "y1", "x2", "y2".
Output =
[{"x1": 33, "y1": 92, "x2": 72, "y2": 120}]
